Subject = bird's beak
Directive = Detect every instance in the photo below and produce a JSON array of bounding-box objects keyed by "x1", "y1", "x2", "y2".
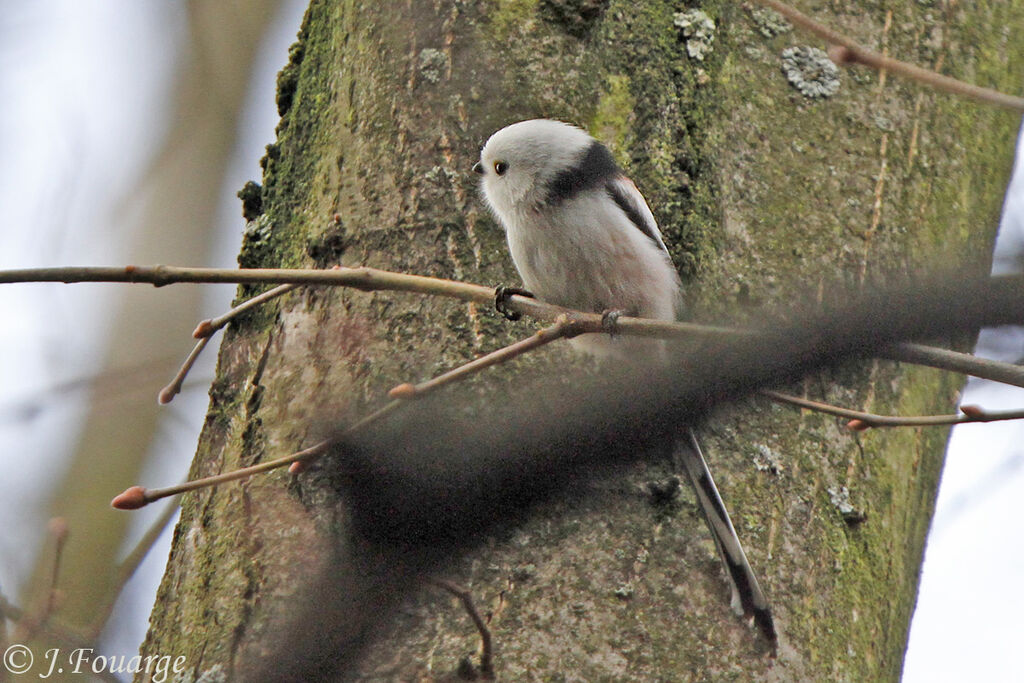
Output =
[{"x1": 472, "y1": 161, "x2": 484, "y2": 175}]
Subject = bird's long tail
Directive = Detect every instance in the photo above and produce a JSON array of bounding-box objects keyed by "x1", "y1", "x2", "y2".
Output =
[{"x1": 676, "y1": 428, "x2": 777, "y2": 649}]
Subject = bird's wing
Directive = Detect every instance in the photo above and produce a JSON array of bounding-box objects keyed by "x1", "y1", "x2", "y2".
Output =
[
  {"x1": 676, "y1": 428, "x2": 777, "y2": 650},
  {"x1": 604, "y1": 176, "x2": 671, "y2": 257}
]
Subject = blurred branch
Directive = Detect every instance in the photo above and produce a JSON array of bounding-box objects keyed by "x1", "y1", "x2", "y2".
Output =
[
  {"x1": 325, "y1": 273, "x2": 1024, "y2": 549},
  {"x1": 87, "y1": 497, "x2": 180, "y2": 640},
  {"x1": 11, "y1": 519, "x2": 68, "y2": 643},
  {"x1": 751, "y1": 0, "x2": 1024, "y2": 110}
]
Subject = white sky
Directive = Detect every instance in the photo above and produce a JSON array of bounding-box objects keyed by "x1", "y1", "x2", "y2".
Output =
[
  {"x1": 0, "y1": 0, "x2": 307, "y2": 670},
  {"x1": 0, "y1": 2, "x2": 1020, "y2": 680},
  {"x1": 902, "y1": 121, "x2": 1024, "y2": 682}
]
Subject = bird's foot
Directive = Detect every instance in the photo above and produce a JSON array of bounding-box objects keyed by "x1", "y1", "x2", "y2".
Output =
[
  {"x1": 494, "y1": 285, "x2": 534, "y2": 321},
  {"x1": 600, "y1": 309, "x2": 627, "y2": 337}
]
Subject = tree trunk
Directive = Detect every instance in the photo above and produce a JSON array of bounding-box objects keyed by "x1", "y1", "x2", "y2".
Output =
[{"x1": 140, "y1": 1, "x2": 1023, "y2": 681}]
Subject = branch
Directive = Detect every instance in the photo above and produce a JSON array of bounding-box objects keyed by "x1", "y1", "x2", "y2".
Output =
[
  {"x1": 751, "y1": 0, "x2": 1024, "y2": 111},
  {"x1": 764, "y1": 390, "x2": 1024, "y2": 429},
  {"x1": 883, "y1": 343, "x2": 1024, "y2": 389},
  {"x1": 0, "y1": 264, "x2": 733, "y2": 340},
  {"x1": 87, "y1": 497, "x2": 180, "y2": 639},
  {"x1": 112, "y1": 318, "x2": 578, "y2": 509},
  {"x1": 428, "y1": 579, "x2": 495, "y2": 680},
  {"x1": 4, "y1": 265, "x2": 1021, "y2": 389},
  {"x1": 159, "y1": 282, "x2": 299, "y2": 403},
  {"x1": 158, "y1": 336, "x2": 211, "y2": 404},
  {"x1": 12, "y1": 518, "x2": 68, "y2": 643}
]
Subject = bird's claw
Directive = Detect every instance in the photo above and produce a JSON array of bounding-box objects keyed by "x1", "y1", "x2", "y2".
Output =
[
  {"x1": 601, "y1": 309, "x2": 626, "y2": 337},
  {"x1": 494, "y1": 286, "x2": 534, "y2": 321}
]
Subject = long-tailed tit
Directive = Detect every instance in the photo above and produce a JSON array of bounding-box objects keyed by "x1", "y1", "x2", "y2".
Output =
[
  {"x1": 474, "y1": 118, "x2": 680, "y2": 356},
  {"x1": 474, "y1": 118, "x2": 776, "y2": 647}
]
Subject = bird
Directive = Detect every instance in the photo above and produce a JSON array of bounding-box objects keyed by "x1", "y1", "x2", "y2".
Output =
[{"x1": 473, "y1": 118, "x2": 776, "y2": 647}]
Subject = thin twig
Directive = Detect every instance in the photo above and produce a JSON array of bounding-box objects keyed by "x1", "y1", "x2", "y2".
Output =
[
  {"x1": 763, "y1": 390, "x2": 1024, "y2": 429},
  {"x1": 3, "y1": 264, "x2": 1021, "y2": 389},
  {"x1": 113, "y1": 319, "x2": 577, "y2": 508},
  {"x1": 884, "y1": 343, "x2": 1024, "y2": 389},
  {"x1": 429, "y1": 579, "x2": 495, "y2": 680},
  {"x1": 112, "y1": 440, "x2": 334, "y2": 509},
  {"x1": 88, "y1": 497, "x2": 181, "y2": 639},
  {"x1": 0, "y1": 264, "x2": 735, "y2": 340},
  {"x1": 750, "y1": 0, "x2": 1024, "y2": 111},
  {"x1": 196, "y1": 283, "x2": 299, "y2": 338},
  {"x1": 388, "y1": 315, "x2": 579, "y2": 399},
  {"x1": 158, "y1": 336, "x2": 210, "y2": 404},
  {"x1": 12, "y1": 518, "x2": 69, "y2": 642},
  {"x1": 159, "y1": 282, "x2": 299, "y2": 404}
]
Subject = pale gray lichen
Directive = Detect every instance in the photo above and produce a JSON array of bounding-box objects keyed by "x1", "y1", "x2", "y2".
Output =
[
  {"x1": 242, "y1": 213, "x2": 273, "y2": 243},
  {"x1": 828, "y1": 485, "x2": 867, "y2": 525},
  {"x1": 613, "y1": 582, "x2": 635, "y2": 599},
  {"x1": 417, "y1": 48, "x2": 447, "y2": 84},
  {"x1": 781, "y1": 46, "x2": 841, "y2": 98},
  {"x1": 194, "y1": 664, "x2": 227, "y2": 683},
  {"x1": 425, "y1": 165, "x2": 455, "y2": 185},
  {"x1": 751, "y1": 8, "x2": 792, "y2": 37},
  {"x1": 674, "y1": 9, "x2": 716, "y2": 61},
  {"x1": 753, "y1": 444, "x2": 783, "y2": 474}
]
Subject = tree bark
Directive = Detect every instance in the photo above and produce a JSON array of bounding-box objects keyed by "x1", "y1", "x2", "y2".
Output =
[{"x1": 140, "y1": 1, "x2": 1024, "y2": 681}]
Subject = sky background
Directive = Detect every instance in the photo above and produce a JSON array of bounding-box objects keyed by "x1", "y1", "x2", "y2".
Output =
[{"x1": 0, "y1": 2, "x2": 1021, "y2": 680}]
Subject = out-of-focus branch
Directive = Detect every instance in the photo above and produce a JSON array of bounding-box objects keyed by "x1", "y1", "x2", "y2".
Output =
[
  {"x1": 87, "y1": 497, "x2": 180, "y2": 639},
  {"x1": 328, "y1": 273, "x2": 1024, "y2": 548},
  {"x1": 11, "y1": 519, "x2": 68, "y2": 643}
]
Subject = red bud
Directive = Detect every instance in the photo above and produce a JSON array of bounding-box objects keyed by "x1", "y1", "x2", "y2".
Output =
[
  {"x1": 111, "y1": 486, "x2": 149, "y2": 510},
  {"x1": 388, "y1": 383, "x2": 418, "y2": 399}
]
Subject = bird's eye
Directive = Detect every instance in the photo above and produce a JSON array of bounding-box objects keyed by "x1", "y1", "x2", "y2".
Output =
[{"x1": 494, "y1": 161, "x2": 508, "y2": 176}]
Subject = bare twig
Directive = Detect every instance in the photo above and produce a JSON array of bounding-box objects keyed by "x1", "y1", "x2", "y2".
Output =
[
  {"x1": 88, "y1": 497, "x2": 181, "y2": 639},
  {"x1": 3, "y1": 264, "x2": 1021, "y2": 389},
  {"x1": 12, "y1": 518, "x2": 69, "y2": 642},
  {"x1": 195, "y1": 283, "x2": 300, "y2": 339},
  {"x1": 158, "y1": 336, "x2": 211, "y2": 404},
  {"x1": 111, "y1": 440, "x2": 334, "y2": 509},
  {"x1": 429, "y1": 579, "x2": 495, "y2": 680},
  {"x1": 159, "y1": 282, "x2": 299, "y2": 404},
  {"x1": 388, "y1": 315, "x2": 580, "y2": 399},
  {"x1": 113, "y1": 318, "x2": 578, "y2": 508},
  {"x1": 750, "y1": 0, "x2": 1024, "y2": 111},
  {"x1": 0, "y1": 264, "x2": 733, "y2": 340},
  {"x1": 884, "y1": 343, "x2": 1024, "y2": 389},
  {"x1": 764, "y1": 390, "x2": 1024, "y2": 429}
]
